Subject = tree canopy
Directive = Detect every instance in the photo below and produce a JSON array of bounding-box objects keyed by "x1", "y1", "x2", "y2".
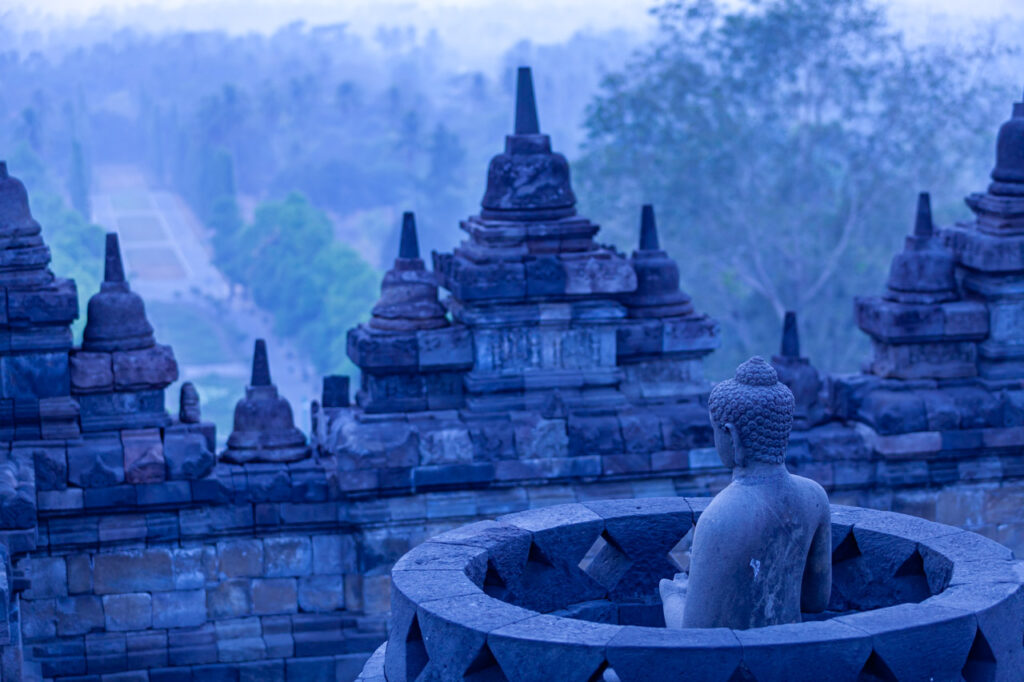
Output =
[{"x1": 577, "y1": 0, "x2": 1017, "y2": 374}]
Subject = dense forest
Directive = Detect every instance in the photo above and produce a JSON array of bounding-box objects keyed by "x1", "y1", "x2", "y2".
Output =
[{"x1": 0, "y1": 0, "x2": 1021, "y2": 396}]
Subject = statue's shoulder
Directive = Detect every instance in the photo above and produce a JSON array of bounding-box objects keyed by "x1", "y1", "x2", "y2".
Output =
[{"x1": 790, "y1": 472, "x2": 830, "y2": 513}]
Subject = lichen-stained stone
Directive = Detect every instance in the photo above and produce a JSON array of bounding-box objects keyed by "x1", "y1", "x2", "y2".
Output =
[
  {"x1": 605, "y1": 626, "x2": 742, "y2": 682},
  {"x1": 122, "y1": 428, "x2": 165, "y2": 484},
  {"x1": 67, "y1": 434, "x2": 124, "y2": 488},
  {"x1": 55, "y1": 595, "x2": 104, "y2": 636},
  {"x1": 152, "y1": 589, "x2": 206, "y2": 629},
  {"x1": 163, "y1": 425, "x2": 214, "y2": 480},
  {"x1": 252, "y1": 578, "x2": 298, "y2": 615},
  {"x1": 735, "y1": 620, "x2": 871, "y2": 682},
  {"x1": 489, "y1": 614, "x2": 621, "y2": 682},
  {"x1": 297, "y1": 575, "x2": 344, "y2": 612},
  {"x1": 102, "y1": 592, "x2": 152, "y2": 631},
  {"x1": 835, "y1": 603, "x2": 975, "y2": 681},
  {"x1": 205, "y1": 579, "x2": 252, "y2": 620},
  {"x1": 93, "y1": 549, "x2": 174, "y2": 594},
  {"x1": 112, "y1": 343, "x2": 178, "y2": 390},
  {"x1": 263, "y1": 536, "x2": 312, "y2": 578},
  {"x1": 418, "y1": 592, "x2": 535, "y2": 679},
  {"x1": 69, "y1": 351, "x2": 113, "y2": 393}
]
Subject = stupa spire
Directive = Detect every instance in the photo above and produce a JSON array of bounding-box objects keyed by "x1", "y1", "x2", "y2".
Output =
[
  {"x1": 251, "y1": 339, "x2": 271, "y2": 387},
  {"x1": 914, "y1": 193, "x2": 933, "y2": 238},
  {"x1": 104, "y1": 232, "x2": 126, "y2": 283},
  {"x1": 399, "y1": 211, "x2": 420, "y2": 259},
  {"x1": 514, "y1": 66, "x2": 540, "y2": 134},
  {"x1": 780, "y1": 311, "x2": 800, "y2": 358},
  {"x1": 639, "y1": 204, "x2": 660, "y2": 251}
]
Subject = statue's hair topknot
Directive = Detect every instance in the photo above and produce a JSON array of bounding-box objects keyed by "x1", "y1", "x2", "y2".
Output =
[{"x1": 708, "y1": 356, "x2": 794, "y2": 464}]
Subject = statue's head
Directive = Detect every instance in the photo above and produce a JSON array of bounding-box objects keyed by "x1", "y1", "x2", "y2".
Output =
[{"x1": 708, "y1": 356, "x2": 795, "y2": 467}]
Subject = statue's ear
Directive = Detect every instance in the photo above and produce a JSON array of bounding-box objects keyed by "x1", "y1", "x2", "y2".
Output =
[{"x1": 724, "y1": 422, "x2": 744, "y2": 467}]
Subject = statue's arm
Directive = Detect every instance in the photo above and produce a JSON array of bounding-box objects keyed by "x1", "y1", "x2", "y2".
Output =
[{"x1": 801, "y1": 499, "x2": 832, "y2": 613}]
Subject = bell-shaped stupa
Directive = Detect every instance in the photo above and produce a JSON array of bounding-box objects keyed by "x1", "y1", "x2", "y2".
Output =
[
  {"x1": 369, "y1": 212, "x2": 448, "y2": 331},
  {"x1": 857, "y1": 193, "x2": 987, "y2": 379},
  {"x1": 223, "y1": 339, "x2": 309, "y2": 463},
  {"x1": 624, "y1": 204, "x2": 695, "y2": 318},
  {"x1": 82, "y1": 233, "x2": 156, "y2": 351}
]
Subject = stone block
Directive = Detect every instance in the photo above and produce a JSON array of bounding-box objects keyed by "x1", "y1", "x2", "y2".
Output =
[
  {"x1": 418, "y1": 423, "x2": 473, "y2": 465},
  {"x1": 252, "y1": 578, "x2": 298, "y2": 615},
  {"x1": 488, "y1": 614, "x2": 621, "y2": 682},
  {"x1": 164, "y1": 426, "x2": 215, "y2": 480},
  {"x1": 298, "y1": 574, "x2": 344, "y2": 612},
  {"x1": 122, "y1": 428, "x2": 165, "y2": 484},
  {"x1": 126, "y1": 630, "x2": 168, "y2": 670},
  {"x1": 68, "y1": 434, "x2": 124, "y2": 488},
  {"x1": 78, "y1": 389, "x2": 168, "y2": 432},
  {"x1": 606, "y1": 625, "x2": 742, "y2": 682},
  {"x1": 85, "y1": 630, "x2": 127, "y2": 674},
  {"x1": 292, "y1": 613, "x2": 346, "y2": 657},
  {"x1": 38, "y1": 487, "x2": 82, "y2": 512},
  {"x1": 286, "y1": 656, "x2": 335, "y2": 680},
  {"x1": 218, "y1": 538, "x2": 264, "y2": 578},
  {"x1": 21, "y1": 598, "x2": 56, "y2": 641},
  {"x1": 192, "y1": 663, "x2": 242, "y2": 681},
  {"x1": 151, "y1": 669, "x2": 194, "y2": 682},
  {"x1": 568, "y1": 415, "x2": 624, "y2": 456},
  {"x1": 857, "y1": 390, "x2": 928, "y2": 435},
  {"x1": 153, "y1": 588, "x2": 207, "y2": 628},
  {"x1": 262, "y1": 614, "x2": 294, "y2": 658},
  {"x1": 23, "y1": 556, "x2": 67, "y2": 600},
  {"x1": 346, "y1": 327, "x2": 418, "y2": 370},
  {"x1": 206, "y1": 579, "x2": 252, "y2": 619},
  {"x1": 618, "y1": 411, "x2": 664, "y2": 454},
  {"x1": 55, "y1": 595, "x2": 104, "y2": 636},
  {"x1": 29, "y1": 444, "x2": 67, "y2": 491},
  {"x1": 93, "y1": 548, "x2": 174, "y2": 594},
  {"x1": 36, "y1": 638, "x2": 87, "y2": 677},
  {"x1": 311, "y1": 535, "x2": 343, "y2": 575},
  {"x1": 67, "y1": 554, "x2": 93, "y2": 593},
  {"x1": 1, "y1": 351, "x2": 69, "y2": 399},
  {"x1": 70, "y1": 351, "x2": 113, "y2": 393},
  {"x1": 238, "y1": 659, "x2": 285, "y2": 682},
  {"x1": 412, "y1": 462, "x2": 494, "y2": 490},
  {"x1": 168, "y1": 623, "x2": 217, "y2": 666},
  {"x1": 513, "y1": 415, "x2": 569, "y2": 459},
  {"x1": 103, "y1": 592, "x2": 152, "y2": 631},
  {"x1": 417, "y1": 324, "x2": 474, "y2": 370},
  {"x1": 112, "y1": 343, "x2": 178, "y2": 390},
  {"x1": 84, "y1": 484, "x2": 136, "y2": 509},
  {"x1": 98, "y1": 514, "x2": 147, "y2": 543},
  {"x1": 263, "y1": 536, "x2": 312, "y2": 578}
]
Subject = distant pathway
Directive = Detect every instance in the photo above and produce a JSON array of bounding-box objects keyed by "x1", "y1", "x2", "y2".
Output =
[{"x1": 90, "y1": 165, "x2": 320, "y2": 440}]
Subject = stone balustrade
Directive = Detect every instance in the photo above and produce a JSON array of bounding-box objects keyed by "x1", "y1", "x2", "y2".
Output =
[{"x1": 358, "y1": 498, "x2": 1024, "y2": 682}]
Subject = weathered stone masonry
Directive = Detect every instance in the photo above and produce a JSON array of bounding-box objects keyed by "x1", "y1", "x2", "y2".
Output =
[{"x1": 0, "y1": 72, "x2": 1022, "y2": 681}]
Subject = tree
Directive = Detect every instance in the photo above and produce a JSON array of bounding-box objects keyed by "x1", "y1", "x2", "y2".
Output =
[
  {"x1": 577, "y1": 0, "x2": 1013, "y2": 375},
  {"x1": 68, "y1": 139, "x2": 90, "y2": 220}
]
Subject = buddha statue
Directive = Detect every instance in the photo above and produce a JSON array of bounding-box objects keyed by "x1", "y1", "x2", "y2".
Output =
[{"x1": 660, "y1": 356, "x2": 831, "y2": 629}]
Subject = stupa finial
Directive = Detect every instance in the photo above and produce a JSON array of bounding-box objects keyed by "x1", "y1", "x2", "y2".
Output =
[
  {"x1": 251, "y1": 338, "x2": 271, "y2": 387},
  {"x1": 514, "y1": 66, "x2": 540, "y2": 135},
  {"x1": 104, "y1": 232, "x2": 126, "y2": 283},
  {"x1": 399, "y1": 211, "x2": 420, "y2": 259},
  {"x1": 639, "y1": 204, "x2": 660, "y2": 251},
  {"x1": 781, "y1": 311, "x2": 800, "y2": 358},
  {"x1": 914, "y1": 192, "x2": 933, "y2": 238}
]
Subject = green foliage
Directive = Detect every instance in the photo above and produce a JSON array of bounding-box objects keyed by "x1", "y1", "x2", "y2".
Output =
[
  {"x1": 577, "y1": 0, "x2": 1015, "y2": 375},
  {"x1": 216, "y1": 192, "x2": 379, "y2": 375}
]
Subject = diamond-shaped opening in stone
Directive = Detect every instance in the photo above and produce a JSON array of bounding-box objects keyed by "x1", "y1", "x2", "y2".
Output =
[
  {"x1": 464, "y1": 642, "x2": 508, "y2": 681},
  {"x1": 727, "y1": 661, "x2": 758, "y2": 681},
  {"x1": 406, "y1": 615, "x2": 429, "y2": 681},
  {"x1": 961, "y1": 628, "x2": 997, "y2": 682},
  {"x1": 527, "y1": 541, "x2": 553, "y2": 567},
  {"x1": 891, "y1": 548, "x2": 931, "y2": 603},
  {"x1": 667, "y1": 525, "x2": 694, "y2": 573},
  {"x1": 832, "y1": 530, "x2": 862, "y2": 564},
  {"x1": 858, "y1": 649, "x2": 898, "y2": 682},
  {"x1": 579, "y1": 530, "x2": 632, "y2": 591},
  {"x1": 482, "y1": 559, "x2": 508, "y2": 599},
  {"x1": 587, "y1": 660, "x2": 621, "y2": 682},
  {"x1": 579, "y1": 534, "x2": 609, "y2": 573}
]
